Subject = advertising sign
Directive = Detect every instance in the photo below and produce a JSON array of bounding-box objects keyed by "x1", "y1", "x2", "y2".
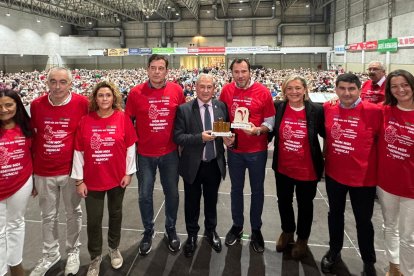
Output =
[{"x1": 377, "y1": 38, "x2": 398, "y2": 53}]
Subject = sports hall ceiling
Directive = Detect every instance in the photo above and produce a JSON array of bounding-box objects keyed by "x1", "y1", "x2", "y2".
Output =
[{"x1": 0, "y1": 0, "x2": 333, "y2": 27}]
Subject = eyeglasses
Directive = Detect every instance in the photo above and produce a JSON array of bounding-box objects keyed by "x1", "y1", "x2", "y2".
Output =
[{"x1": 367, "y1": 68, "x2": 382, "y2": 72}]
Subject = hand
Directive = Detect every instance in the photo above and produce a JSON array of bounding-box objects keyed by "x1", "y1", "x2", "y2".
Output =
[
  {"x1": 223, "y1": 134, "x2": 235, "y2": 147},
  {"x1": 202, "y1": 130, "x2": 216, "y2": 142},
  {"x1": 31, "y1": 186, "x2": 38, "y2": 197},
  {"x1": 120, "y1": 175, "x2": 132, "y2": 188},
  {"x1": 243, "y1": 122, "x2": 260, "y2": 136},
  {"x1": 76, "y1": 183, "x2": 88, "y2": 198},
  {"x1": 329, "y1": 96, "x2": 339, "y2": 105}
]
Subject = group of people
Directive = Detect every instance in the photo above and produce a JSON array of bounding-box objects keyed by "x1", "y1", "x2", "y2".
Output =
[
  {"x1": 1, "y1": 65, "x2": 364, "y2": 106},
  {"x1": 0, "y1": 55, "x2": 412, "y2": 276}
]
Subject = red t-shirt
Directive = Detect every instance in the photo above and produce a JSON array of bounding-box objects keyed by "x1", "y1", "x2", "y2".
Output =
[
  {"x1": 75, "y1": 111, "x2": 137, "y2": 191},
  {"x1": 277, "y1": 105, "x2": 317, "y2": 181},
  {"x1": 324, "y1": 101, "x2": 381, "y2": 187},
  {"x1": 361, "y1": 79, "x2": 386, "y2": 104},
  {"x1": 0, "y1": 126, "x2": 32, "y2": 200},
  {"x1": 125, "y1": 81, "x2": 185, "y2": 157},
  {"x1": 31, "y1": 93, "x2": 89, "y2": 176},
  {"x1": 219, "y1": 82, "x2": 276, "y2": 153},
  {"x1": 378, "y1": 105, "x2": 414, "y2": 198}
]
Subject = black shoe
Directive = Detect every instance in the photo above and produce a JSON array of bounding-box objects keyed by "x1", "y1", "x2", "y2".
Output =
[
  {"x1": 164, "y1": 228, "x2": 181, "y2": 253},
  {"x1": 205, "y1": 231, "x2": 222, "y2": 252},
  {"x1": 139, "y1": 230, "x2": 154, "y2": 256},
  {"x1": 225, "y1": 225, "x2": 243, "y2": 246},
  {"x1": 363, "y1": 262, "x2": 377, "y2": 276},
  {"x1": 250, "y1": 229, "x2": 265, "y2": 253},
  {"x1": 184, "y1": 236, "x2": 197, "y2": 258},
  {"x1": 321, "y1": 250, "x2": 341, "y2": 274}
]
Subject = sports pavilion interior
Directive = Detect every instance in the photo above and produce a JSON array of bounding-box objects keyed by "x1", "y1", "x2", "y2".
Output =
[{"x1": 1, "y1": 0, "x2": 414, "y2": 275}]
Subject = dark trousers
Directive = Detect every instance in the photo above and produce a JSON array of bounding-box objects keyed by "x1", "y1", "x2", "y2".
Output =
[
  {"x1": 275, "y1": 172, "x2": 318, "y2": 240},
  {"x1": 325, "y1": 175, "x2": 376, "y2": 263},
  {"x1": 227, "y1": 150, "x2": 267, "y2": 230},
  {"x1": 85, "y1": 186, "x2": 125, "y2": 260},
  {"x1": 184, "y1": 159, "x2": 221, "y2": 237}
]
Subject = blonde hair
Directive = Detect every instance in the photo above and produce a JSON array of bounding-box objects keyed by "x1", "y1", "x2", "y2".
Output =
[
  {"x1": 281, "y1": 75, "x2": 310, "y2": 101},
  {"x1": 89, "y1": 81, "x2": 122, "y2": 112}
]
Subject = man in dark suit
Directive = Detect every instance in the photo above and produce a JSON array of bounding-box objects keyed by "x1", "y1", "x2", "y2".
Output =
[{"x1": 174, "y1": 73, "x2": 235, "y2": 257}]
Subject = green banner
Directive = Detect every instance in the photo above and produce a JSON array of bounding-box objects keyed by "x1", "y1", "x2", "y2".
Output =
[
  {"x1": 377, "y1": 38, "x2": 398, "y2": 53},
  {"x1": 152, "y1": 48, "x2": 175, "y2": 54}
]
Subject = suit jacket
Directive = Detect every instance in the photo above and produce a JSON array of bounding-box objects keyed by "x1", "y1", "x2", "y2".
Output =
[
  {"x1": 174, "y1": 98, "x2": 228, "y2": 184},
  {"x1": 270, "y1": 100, "x2": 326, "y2": 181}
]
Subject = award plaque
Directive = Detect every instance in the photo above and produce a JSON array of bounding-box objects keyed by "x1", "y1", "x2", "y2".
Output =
[
  {"x1": 211, "y1": 118, "x2": 233, "y2": 137},
  {"x1": 231, "y1": 107, "x2": 252, "y2": 129}
]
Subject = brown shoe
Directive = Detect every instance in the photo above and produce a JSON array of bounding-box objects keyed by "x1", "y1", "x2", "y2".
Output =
[
  {"x1": 291, "y1": 238, "x2": 308, "y2": 259},
  {"x1": 386, "y1": 262, "x2": 402, "y2": 276},
  {"x1": 276, "y1": 232, "x2": 294, "y2": 252}
]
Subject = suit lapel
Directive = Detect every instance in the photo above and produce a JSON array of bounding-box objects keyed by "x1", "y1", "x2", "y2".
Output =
[
  {"x1": 212, "y1": 99, "x2": 223, "y2": 122},
  {"x1": 192, "y1": 100, "x2": 203, "y2": 132}
]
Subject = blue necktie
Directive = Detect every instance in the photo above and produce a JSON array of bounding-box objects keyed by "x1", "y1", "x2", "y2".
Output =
[{"x1": 204, "y1": 104, "x2": 215, "y2": 161}]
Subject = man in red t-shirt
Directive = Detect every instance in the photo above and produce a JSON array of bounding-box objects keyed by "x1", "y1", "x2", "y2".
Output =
[
  {"x1": 219, "y1": 58, "x2": 275, "y2": 253},
  {"x1": 125, "y1": 54, "x2": 185, "y2": 256},
  {"x1": 321, "y1": 73, "x2": 381, "y2": 276},
  {"x1": 30, "y1": 67, "x2": 88, "y2": 276},
  {"x1": 361, "y1": 61, "x2": 386, "y2": 104}
]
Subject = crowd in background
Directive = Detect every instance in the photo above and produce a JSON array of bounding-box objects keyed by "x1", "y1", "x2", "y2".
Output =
[{"x1": 0, "y1": 67, "x2": 369, "y2": 105}]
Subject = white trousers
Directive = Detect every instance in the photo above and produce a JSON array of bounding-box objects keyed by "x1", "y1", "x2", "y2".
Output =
[
  {"x1": 377, "y1": 186, "x2": 414, "y2": 276},
  {"x1": 0, "y1": 176, "x2": 32, "y2": 276},
  {"x1": 34, "y1": 175, "x2": 82, "y2": 257}
]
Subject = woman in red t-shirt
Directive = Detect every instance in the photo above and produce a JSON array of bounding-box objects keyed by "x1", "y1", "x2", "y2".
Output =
[
  {"x1": 377, "y1": 69, "x2": 414, "y2": 276},
  {"x1": 270, "y1": 76, "x2": 325, "y2": 259},
  {"x1": 71, "y1": 81, "x2": 137, "y2": 276},
  {"x1": 0, "y1": 87, "x2": 34, "y2": 276}
]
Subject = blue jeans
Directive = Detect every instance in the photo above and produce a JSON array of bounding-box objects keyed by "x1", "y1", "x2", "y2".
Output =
[
  {"x1": 227, "y1": 150, "x2": 267, "y2": 230},
  {"x1": 137, "y1": 150, "x2": 179, "y2": 233}
]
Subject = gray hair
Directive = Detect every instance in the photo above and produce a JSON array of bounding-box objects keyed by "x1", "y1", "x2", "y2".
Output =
[
  {"x1": 368, "y1": 61, "x2": 385, "y2": 71},
  {"x1": 196, "y1": 73, "x2": 216, "y2": 86},
  {"x1": 47, "y1": 67, "x2": 73, "y2": 82}
]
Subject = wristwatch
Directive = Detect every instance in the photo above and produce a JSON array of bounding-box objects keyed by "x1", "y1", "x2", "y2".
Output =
[{"x1": 256, "y1": 129, "x2": 261, "y2": 136}]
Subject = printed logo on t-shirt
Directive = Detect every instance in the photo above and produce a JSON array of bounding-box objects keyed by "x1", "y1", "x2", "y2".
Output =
[
  {"x1": 331, "y1": 122, "x2": 343, "y2": 139},
  {"x1": 384, "y1": 120, "x2": 413, "y2": 160},
  {"x1": 0, "y1": 137, "x2": 26, "y2": 178},
  {"x1": 384, "y1": 125, "x2": 398, "y2": 144},
  {"x1": 0, "y1": 147, "x2": 11, "y2": 165},
  {"x1": 90, "y1": 133, "x2": 103, "y2": 150},
  {"x1": 282, "y1": 125, "x2": 293, "y2": 140},
  {"x1": 330, "y1": 117, "x2": 358, "y2": 154},
  {"x1": 147, "y1": 97, "x2": 172, "y2": 132},
  {"x1": 148, "y1": 104, "x2": 160, "y2": 120},
  {"x1": 44, "y1": 125, "x2": 55, "y2": 141},
  {"x1": 231, "y1": 102, "x2": 239, "y2": 117}
]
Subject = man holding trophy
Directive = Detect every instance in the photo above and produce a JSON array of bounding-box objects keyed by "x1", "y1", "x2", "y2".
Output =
[{"x1": 219, "y1": 59, "x2": 275, "y2": 253}]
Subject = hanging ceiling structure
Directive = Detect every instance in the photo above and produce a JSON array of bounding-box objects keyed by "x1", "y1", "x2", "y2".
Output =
[{"x1": 0, "y1": 0, "x2": 333, "y2": 27}]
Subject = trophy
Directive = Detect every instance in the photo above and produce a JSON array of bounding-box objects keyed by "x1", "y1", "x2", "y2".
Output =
[
  {"x1": 231, "y1": 107, "x2": 252, "y2": 129},
  {"x1": 211, "y1": 117, "x2": 233, "y2": 137}
]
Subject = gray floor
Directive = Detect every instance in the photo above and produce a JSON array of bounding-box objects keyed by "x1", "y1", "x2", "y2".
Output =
[{"x1": 20, "y1": 152, "x2": 389, "y2": 276}]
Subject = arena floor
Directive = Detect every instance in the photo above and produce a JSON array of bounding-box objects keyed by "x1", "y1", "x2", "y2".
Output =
[{"x1": 21, "y1": 150, "x2": 388, "y2": 276}]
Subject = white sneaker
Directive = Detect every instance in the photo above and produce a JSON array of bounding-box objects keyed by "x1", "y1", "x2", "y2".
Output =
[
  {"x1": 65, "y1": 250, "x2": 80, "y2": 275},
  {"x1": 109, "y1": 248, "x2": 123, "y2": 269},
  {"x1": 86, "y1": 255, "x2": 102, "y2": 276},
  {"x1": 30, "y1": 254, "x2": 61, "y2": 276}
]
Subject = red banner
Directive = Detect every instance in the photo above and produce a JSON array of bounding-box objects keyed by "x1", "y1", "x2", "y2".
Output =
[
  {"x1": 346, "y1": 41, "x2": 378, "y2": 51},
  {"x1": 188, "y1": 47, "x2": 225, "y2": 54}
]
